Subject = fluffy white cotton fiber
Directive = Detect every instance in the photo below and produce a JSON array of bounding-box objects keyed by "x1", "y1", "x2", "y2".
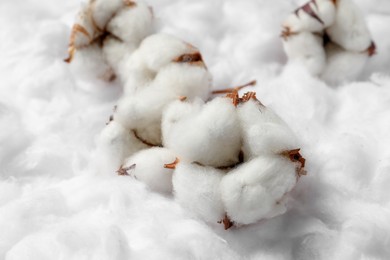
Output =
[
  {"x1": 282, "y1": 0, "x2": 375, "y2": 84},
  {"x1": 2, "y1": 0, "x2": 390, "y2": 259},
  {"x1": 163, "y1": 97, "x2": 241, "y2": 167},
  {"x1": 173, "y1": 163, "x2": 226, "y2": 223},
  {"x1": 122, "y1": 147, "x2": 176, "y2": 193},
  {"x1": 237, "y1": 98, "x2": 298, "y2": 160},
  {"x1": 220, "y1": 155, "x2": 298, "y2": 225}
]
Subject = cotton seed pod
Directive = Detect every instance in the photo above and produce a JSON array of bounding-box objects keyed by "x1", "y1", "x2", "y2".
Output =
[
  {"x1": 326, "y1": 0, "x2": 372, "y2": 52},
  {"x1": 121, "y1": 147, "x2": 176, "y2": 194},
  {"x1": 162, "y1": 97, "x2": 242, "y2": 168},
  {"x1": 220, "y1": 154, "x2": 302, "y2": 225}
]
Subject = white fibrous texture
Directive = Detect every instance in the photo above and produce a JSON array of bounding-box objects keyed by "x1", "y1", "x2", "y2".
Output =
[
  {"x1": 160, "y1": 92, "x2": 306, "y2": 228},
  {"x1": 65, "y1": 0, "x2": 154, "y2": 80},
  {"x1": 97, "y1": 33, "x2": 212, "y2": 174},
  {"x1": 121, "y1": 147, "x2": 176, "y2": 194},
  {"x1": 282, "y1": 0, "x2": 375, "y2": 84},
  {"x1": 162, "y1": 97, "x2": 242, "y2": 168}
]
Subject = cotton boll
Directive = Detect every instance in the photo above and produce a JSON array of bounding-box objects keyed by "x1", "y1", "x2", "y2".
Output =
[
  {"x1": 102, "y1": 35, "x2": 137, "y2": 77},
  {"x1": 282, "y1": 32, "x2": 326, "y2": 76},
  {"x1": 326, "y1": 0, "x2": 372, "y2": 52},
  {"x1": 321, "y1": 42, "x2": 369, "y2": 85},
  {"x1": 114, "y1": 88, "x2": 176, "y2": 146},
  {"x1": 237, "y1": 98, "x2": 298, "y2": 160},
  {"x1": 315, "y1": 0, "x2": 337, "y2": 27},
  {"x1": 162, "y1": 97, "x2": 241, "y2": 168},
  {"x1": 121, "y1": 33, "x2": 210, "y2": 94},
  {"x1": 96, "y1": 121, "x2": 148, "y2": 174},
  {"x1": 70, "y1": 5, "x2": 97, "y2": 49},
  {"x1": 153, "y1": 63, "x2": 211, "y2": 101},
  {"x1": 122, "y1": 147, "x2": 176, "y2": 194},
  {"x1": 282, "y1": 0, "x2": 335, "y2": 35},
  {"x1": 90, "y1": 0, "x2": 123, "y2": 31},
  {"x1": 106, "y1": 0, "x2": 154, "y2": 45},
  {"x1": 220, "y1": 155, "x2": 299, "y2": 225},
  {"x1": 69, "y1": 42, "x2": 112, "y2": 80},
  {"x1": 173, "y1": 163, "x2": 225, "y2": 223}
]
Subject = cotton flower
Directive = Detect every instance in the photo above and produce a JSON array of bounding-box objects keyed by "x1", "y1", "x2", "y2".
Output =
[
  {"x1": 119, "y1": 147, "x2": 176, "y2": 194},
  {"x1": 162, "y1": 96, "x2": 241, "y2": 168}
]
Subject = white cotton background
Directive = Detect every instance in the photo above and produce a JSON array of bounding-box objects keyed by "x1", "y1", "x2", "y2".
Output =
[{"x1": 1, "y1": 0, "x2": 390, "y2": 259}]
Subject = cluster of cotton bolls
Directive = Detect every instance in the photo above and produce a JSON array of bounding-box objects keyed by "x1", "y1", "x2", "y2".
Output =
[
  {"x1": 65, "y1": 0, "x2": 154, "y2": 80},
  {"x1": 67, "y1": 0, "x2": 307, "y2": 230},
  {"x1": 282, "y1": 0, "x2": 376, "y2": 85}
]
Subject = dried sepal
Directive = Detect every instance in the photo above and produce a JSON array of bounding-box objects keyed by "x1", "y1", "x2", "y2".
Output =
[
  {"x1": 366, "y1": 41, "x2": 376, "y2": 57},
  {"x1": 164, "y1": 157, "x2": 180, "y2": 169},
  {"x1": 281, "y1": 148, "x2": 306, "y2": 178},
  {"x1": 218, "y1": 214, "x2": 234, "y2": 230},
  {"x1": 178, "y1": 96, "x2": 187, "y2": 101},
  {"x1": 212, "y1": 80, "x2": 256, "y2": 95},
  {"x1": 280, "y1": 26, "x2": 297, "y2": 41},
  {"x1": 295, "y1": 0, "x2": 324, "y2": 25},
  {"x1": 225, "y1": 91, "x2": 240, "y2": 107},
  {"x1": 132, "y1": 130, "x2": 161, "y2": 147},
  {"x1": 173, "y1": 52, "x2": 204, "y2": 66},
  {"x1": 64, "y1": 24, "x2": 92, "y2": 63},
  {"x1": 117, "y1": 164, "x2": 136, "y2": 176},
  {"x1": 123, "y1": 0, "x2": 137, "y2": 7}
]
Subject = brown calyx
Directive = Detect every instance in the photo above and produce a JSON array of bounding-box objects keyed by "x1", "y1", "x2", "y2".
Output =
[
  {"x1": 366, "y1": 41, "x2": 376, "y2": 57},
  {"x1": 281, "y1": 148, "x2": 307, "y2": 178},
  {"x1": 173, "y1": 52, "x2": 204, "y2": 66},
  {"x1": 123, "y1": 0, "x2": 137, "y2": 7},
  {"x1": 212, "y1": 80, "x2": 256, "y2": 95},
  {"x1": 224, "y1": 91, "x2": 261, "y2": 107},
  {"x1": 117, "y1": 164, "x2": 136, "y2": 176},
  {"x1": 218, "y1": 214, "x2": 234, "y2": 230},
  {"x1": 64, "y1": 24, "x2": 91, "y2": 63},
  {"x1": 280, "y1": 26, "x2": 298, "y2": 41},
  {"x1": 164, "y1": 157, "x2": 180, "y2": 169},
  {"x1": 132, "y1": 130, "x2": 161, "y2": 147},
  {"x1": 295, "y1": 0, "x2": 324, "y2": 25}
]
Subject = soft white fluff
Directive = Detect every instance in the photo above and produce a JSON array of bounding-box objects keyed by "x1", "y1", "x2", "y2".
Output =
[
  {"x1": 69, "y1": 42, "x2": 113, "y2": 81},
  {"x1": 220, "y1": 155, "x2": 298, "y2": 225},
  {"x1": 102, "y1": 36, "x2": 137, "y2": 77},
  {"x1": 282, "y1": 31, "x2": 326, "y2": 76},
  {"x1": 90, "y1": 0, "x2": 123, "y2": 31},
  {"x1": 106, "y1": 0, "x2": 154, "y2": 45},
  {"x1": 96, "y1": 121, "x2": 148, "y2": 173},
  {"x1": 326, "y1": 0, "x2": 372, "y2": 52},
  {"x1": 122, "y1": 147, "x2": 176, "y2": 194},
  {"x1": 162, "y1": 97, "x2": 241, "y2": 167},
  {"x1": 282, "y1": 0, "x2": 336, "y2": 33},
  {"x1": 321, "y1": 42, "x2": 369, "y2": 85},
  {"x1": 121, "y1": 33, "x2": 211, "y2": 94},
  {"x1": 173, "y1": 163, "x2": 226, "y2": 223},
  {"x1": 237, "y1": 99, "x2": 298, "y2": 160},
  {"x1": 71, "y1": 5, "x2": 97, "y2": 49},
  {"x1": 114, "y1": 34, "x2": 211, "y2": 146}
]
